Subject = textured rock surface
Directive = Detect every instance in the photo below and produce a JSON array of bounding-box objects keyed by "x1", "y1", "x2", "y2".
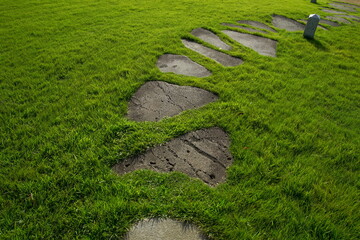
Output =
[
  {"x1": 272, "y1": 14, "x2": 305, "y2": 31},
  {"x1": 222, "y1": 30, "x2": 277, "y2": 57},
  {"x1": 125, "y1": 219, "x2": 208, "y2": 240},
  {"x1": 181, "y1": 39, "x2": 243, "y2": 66},
  {"x1": 336, "y1": 14, "x2": 360, "y2": 19},
  {"x1": 237, "y1": 20, "x2": 277, "y2": 32},
  {"x1": 191, "y1": 28, "x2": 232, "y2": 50},
  {"x1": 321, "y1": 8, "x2": 346, "y2": 14},
  {"x1": 319, "y1": 18, "x2": 342, "y2": 26},
  {"x1": 329, "y1": 3, "x2": 358, "y2": 12},
  {"x1": 113, "y1": 127, "x2": 233, "y2": 186},
  {"x1": 326, "y1": 16, "x2": 352, "y2": 23},
  {"x1": 222, "y1": 23, "x2": 268, "y2": 34},
  {"x1": 157, "y1": 54, "x2": 211, "y2": 77},
  {"x1": 127, "y1": 81, "x2": 217, "y2": 122}
]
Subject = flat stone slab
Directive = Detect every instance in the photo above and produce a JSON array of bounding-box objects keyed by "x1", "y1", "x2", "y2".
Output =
[
  {"x1": 125, "y1": 219, "x2": 208, "y2": 240},
  {"x1": 127, "y1": 81, "x2": 218, "y2": 122},
  {"x1": 333, "y1": 2, "x2": 360, "y2": 8},
  {"x1": 326, "y1": 16, "x2": 352, "y2": 23},
  {"x1": 319, "y1": 18, "x2": 342, "y2": 26},
  {"x1": 222, "y1": 30, "x2": 277, "y2": 57},
  {"x1": 272, "y1": 14, "x2": 305, "y2": 31},
  {"x1": 329, "y1": 3, "x2": 358, "y2": 12},
  {"x1": 321, "y1": 8, "x2": 347, "y2": 14},
  {"x1": 222, "y1": 23, "x2": 268, "y2": 34},
  {"x1": 181, "y1": 39, "x2": 243, "y2": 67},
  {"x1": 113, "y1": 127, "x2": 233, "y2": 186},
  {"x1": 336, "y1": 14, "x2": 360, "y2": 19},
  {"x1": 237, "y1": 20, "x2": 277, "y2": 32},
  {"x1": 157, "y1": 54, "x2": 211, "y2": 77},
  {"x1": 191, "y1": 28, "x2": 232, "y2": 50}
]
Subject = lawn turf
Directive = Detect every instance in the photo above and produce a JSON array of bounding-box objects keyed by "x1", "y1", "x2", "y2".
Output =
[{"x1": 1, "y1": 0, "x2": 359, "y2": 239}]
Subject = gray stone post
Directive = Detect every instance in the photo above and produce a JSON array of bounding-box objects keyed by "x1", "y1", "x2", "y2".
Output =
[
  {"x1": 304, "y1": 14, "x2": 320, "y2": 39},
  {"x1": 311, "y1": 0, "x2": 317, "y2": 3}
]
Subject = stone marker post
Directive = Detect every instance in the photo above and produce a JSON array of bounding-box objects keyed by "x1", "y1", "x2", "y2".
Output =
[
  {"x1": 311, "y1": 0, "x2": 317, "y2": 3},
  {"x1": 304, "y1": 14, "x2": 320, "y2": 39}
]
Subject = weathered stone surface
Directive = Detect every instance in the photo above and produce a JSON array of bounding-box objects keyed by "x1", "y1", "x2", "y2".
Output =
[
  {"x1": 222, "y1": 23, "x2": 268, "y2": 34},
  {"x1": 113, "y1": 127, "x2": 233, "y2": 186},
  {"x1": 125, "y1": 219, "x2": 208, "y2": 240},
  {"x1": 329, "y1": 3, "x2": 357, "y2": 12},
  {"x1": 181, "y1": 39, "x2": 243, "y2": 67},
  {"x1": 127, "y1": 81, "x2": 217, "y2": 122},
  {"x1": 237, "y1": 20, "x2": 277, "y2": 32},
  {"x1": 222, "y1": 30, "x2": 277, "y2": 57},
  {"x1": 326, "y1": 16, "x2": 352, "y2": 23},
  {"x1": 272, "y1": 14, "x2": 305, "y2": 31},
  {"x1": 333, "y1": 2, "x2": 360, "y2": 8},
  {"x1": 191, "y1": 28, "x2": 232, "y2": 50},
  {"x1": 157, "y1": 54, "x2": 211, "y2": 77},
  {"x1": 321, "y1": 8, "x2": 347, "y2": 14},
  {"x1": 304, "y1": 14, "x2": 321, "y2": 39},
  {"x1": 319, "y1": 18, "x2": 342, "y2": 26},
  {"x1": 336, "y1": 14, "x2": 360, "y2": 19}
]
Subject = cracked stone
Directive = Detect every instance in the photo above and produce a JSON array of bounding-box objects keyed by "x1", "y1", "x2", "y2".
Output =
[
  {"x1": 191, "y1": 28, "x2": 232, "y2": 50},
  {"x1": 157, "y1": 54, "x2": 211, "y2": 77},
  {"x1": 124, "y1": 218, "x2": 209, "y2": 240},
  {"x1": 113, "y1": 127, "x2": 233, "y2": 186},
  {"x1": 181, "y1": 39, "x2": 243, "y2": 67},
  {"x1": 222, "y1": 30, "x2": 277, "y2": 57},
  {"x1": 272, "y1": 14, "x2": 305, "y2": 31},
  {"x1": 321, "y1": 8, "x2": 347, "y2": 14},
  {"x1": 127, "y1": 81, "x2": 218, "y2": 122},
  {"x1": 236, "y1": 20, "x2": 277, "y2": 32},
  {"x1": 221, "y1": 23, "x2": 268, "y2": 34},
  {"x1": 329, "y1": 3, "x2": 358, "y2": 12},
  {"x1": 326, "y1": 16, "x2": 352, "y2": 24}
]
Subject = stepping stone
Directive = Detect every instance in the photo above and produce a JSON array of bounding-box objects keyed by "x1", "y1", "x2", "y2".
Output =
[
  {"x1": 191, "y1": 28, "x2": 232, "y2": 50},
  {"x1": 181, "y1": 39, "x2": 243, "y2": 67},
  {"x1": 321, "y1": 8, "x2": 347, "y2": 14},
  {"x1": 335, "y1": 14, "x2": 360, "y2": 20},
  {"x1": 127, "y1": 81, "x2": 218, "y2": 122},
  {"x1": 222, "y1": 30, "x2": 277, "y2": 57},
  {"x1": 125, "y1": 218, "x2": 208, "y2": 240},
  {"x1": 237, "y1": 20, "x2": 277, "y2": 32},
  {"x1": 221, "y1": 23, "x2": 268, "y2": 34},
  {"x1": 272, "y1": 15, "x2": 305, "y2": 31},
  {"x1": 329, "y1": 3, "x2": 357, "y2": 12},
  {"x1": 157, "y1": 54, "x2": 211, "y2": 77},
  {"x1": 319, "y1": 19, "x2": 342, "y2": 26},
  {"x1": 113, "y1": 127, "x2": 233, "y2": 186},
  {"x1": 326, "y1": 16, "x2": 352, "y2": 24},
  {"x1": 333, "y1": 2, "x2": 360, "y2": 8}
]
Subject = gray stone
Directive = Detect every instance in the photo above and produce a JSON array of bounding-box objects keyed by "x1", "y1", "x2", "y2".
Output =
[
  {"x1": 157, "y1": 54, "x2": 211, "y2": 77},
  {"x1": 336, "y1": 14, "x2": 360, "y2": 19},
  {"x1": 321, "y1": 8, "x2": 346, "y2": 14},
  {"x1": 191, "y1": 28, "x2": 232, "y2": 50},
  {"x1": 222, "y1": 30, "x2": 277, "y2": 57},
  {"x1": 329, "y1": 3, "x2": 357, "y2": 12},
  {"x1": 272, "y1": 14, "x2": 306, "y2": 31},
  {"x1": 332, "y1": 2, "x2": 360, "y2": 9},
  {"x1": 236, "y1": 20, "x2": 277, "y2": 32},
  {"x1": 311, "y1": 0, "x2": 317, "y2": 3},
  {"x1": 304, "y1": 14, "x2": 321, "y2": 39},
  {"x1": 181, "y1": 39, "x2": 244, "y2": 67},
  {"x1": 113, "y1": 127, "x2": 233, "y2": 186},
  {"x1": 125, "y1": 218, "x2": 208, "y2": 240},
  {"x1": 326, "y1": 16, "x2": 352, "y2": 24},
  {"x1": 319, "y1": 18, "x2": 342, "y2": 26},
  {"x1": 222, "y1": 23, "x2": 268, "y2": 34},
  {"x1": 127, "y1": 81, "x2": 217, "y2": 122}
]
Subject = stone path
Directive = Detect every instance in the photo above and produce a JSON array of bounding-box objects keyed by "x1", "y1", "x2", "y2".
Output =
[
  {"x1": 117, "y1": 1, "x2": 359, "y2": 238},
  {"x1": 113, "y1": 127, "x2": 233, "y2": 186},
  {"x1": 127, "y1": 81, "x2": 218, "y2": 122},
  {"x1": 157, "y1": 54, "x2": 211, "y2": 77},
  {"x1": 125, "y1": 219, "x2": 208, "y2": 240}
]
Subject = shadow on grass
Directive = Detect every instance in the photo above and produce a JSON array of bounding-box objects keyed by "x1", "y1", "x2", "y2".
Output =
[{"x1": 305, "y1": 38, "x2": 328, "y2": 51}]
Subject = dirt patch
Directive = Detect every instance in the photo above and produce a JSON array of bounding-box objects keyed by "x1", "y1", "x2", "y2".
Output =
[
  {"x1": 157, "y1": 54, "x2": 211, "y2": 77},
  {"x1": 125, "y1": 218, "x2": 209, "y2": 240},
  {"x1": 272, "y1": 15, "x2": 305, "y2": 31},
  {"x1": 237, "y1": 20, "x2": 277, "y2": 32},
  {"x1": 113, "y1": 127, "x2": 233, "y2": 186},
  {"x1": 191, "y1": 28, "x2": 232, "y2": 50},
  {"x1": 222, "y1": 30, "x2": 277, "y2": 57},
  {"x1": 222, "y1": 23, "x2": 268, "y2": 34},
  {"x1": 181, "y1": 39, "x2": 243, "y2": 67},
  {"x1": 127, "y1": 81, "x2": 217, "y2": 122}
]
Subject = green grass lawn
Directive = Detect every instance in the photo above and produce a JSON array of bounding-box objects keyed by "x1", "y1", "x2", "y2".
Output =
[{"x1": 1, "y1": 0, "x2": 359, "y2": 239}]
